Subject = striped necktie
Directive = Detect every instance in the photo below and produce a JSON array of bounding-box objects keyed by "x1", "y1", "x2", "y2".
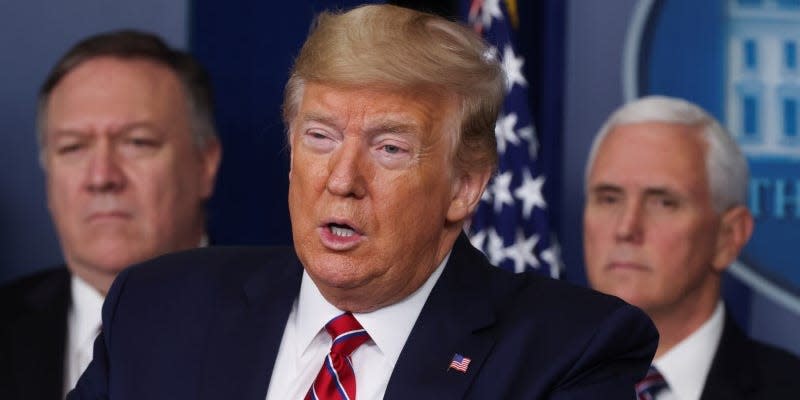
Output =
[
  {"x1": 306, "y1": 313, "x2": 370, "y2": 400},
  {"x1": 636, "y1": 366, "x2": 668, "y2": 400}
]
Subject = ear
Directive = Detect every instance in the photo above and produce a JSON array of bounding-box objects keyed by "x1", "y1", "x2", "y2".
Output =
[
  {"x1": 287, "y1": 130, "x2": 295, "y2": 181},
  {"x1": 446, "y1": 168, "x2": 492, "y2": 223},
  {"x1": 711, "y1": 205, "x2": 754, "y2": 272},
  {"x1": 199, "y1": 138, "x2": 222, "y2": 199}
]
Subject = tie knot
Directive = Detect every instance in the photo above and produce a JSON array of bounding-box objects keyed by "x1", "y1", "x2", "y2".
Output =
[
  {"x1": 636, "y1": 366, "x2": 668, "y2": 400},
  {"x1": 325, "y1": 313, "x2": 370, "y2": 356}
]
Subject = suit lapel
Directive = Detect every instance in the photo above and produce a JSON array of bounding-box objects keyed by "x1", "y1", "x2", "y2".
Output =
[
  {"x1": 700, "y1": 314, "x2": 758, "y2": 400},
  {"x1": 385, "y1": 234, "x2": 499, "y2": 399},
  {"x1": 8, "y1": 269, "x2": 70, "y2": 399},
  {"x1": 199, "y1": 251, "x2": 303, "y2": 400}
]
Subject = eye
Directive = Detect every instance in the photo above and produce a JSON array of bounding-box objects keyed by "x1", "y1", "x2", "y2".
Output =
[
  {"x1": 593, "y1": 192, "x2": 620, "y2": 206},
  {"x1": 51, "y1": 135, "x2": 88, "y2": 156},
  {"x1": 118, "y1": 130, "x2": 163, "y2": 158},
  {"x1": 373, "y1": 139, "x2": 412, "y2": 163},
  {"x1": 57, "y1": 142, "x2": 84, "y2": 154},
  {"x1": 380, "y1": 144, "x2": 403, "y2": 154},
  {"x1": 657, "y1": 197, "x2": 679, "y2": 209},
  {"x1": 300, "y1": 128, "x2": 338, "y2": 152},
  {"x1": 646, "y1": 194, "x2": 680, "y2": 211},
  {"x1": 125, "y1": 137, "x2": 159, "y2": 147},
  {"x1": 308, "y1": 131, "x2": 328, "y2": 140}
]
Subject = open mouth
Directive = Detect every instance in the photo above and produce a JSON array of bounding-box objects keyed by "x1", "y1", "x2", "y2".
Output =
[
  {"x1": 320, "y1": 221, "x2": 363, "y2": 250},
  {"x1": 328, "y1": 223, "x2": 356, "y2": 238}
]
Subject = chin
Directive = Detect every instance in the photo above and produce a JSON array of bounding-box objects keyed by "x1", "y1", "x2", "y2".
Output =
[
  {"x1": 93, "y1": 257, "x2": 141, "y2": 274},
  {"x1": 312, "y1": 269, "x2": 367, "y2": 290},
  {"x1": 83, "y1": 244, "x2": 155, "y2": 272},
  {"x1": 307, "y1": 259, "x2": 374, "y2": 290}
]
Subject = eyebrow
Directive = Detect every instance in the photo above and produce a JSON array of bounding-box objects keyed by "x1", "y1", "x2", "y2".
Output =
[
  {"x1": 590, "y1": 183, "x2": 680, "y2": 198},
  {"x1": 299, "y1": 112, "x2": 421, "y2": 136},
  {"x1": 299, "y1": 112, "x2": 338, "y2": 128},
  {"x1": 364, "y1": 120, "x2": 420, "y2": 137},
  {"x1": 589, "y1": 183, "x2": 623, "y2": 194},
  {"x1": 49, "y1": 121, "x2": 161, "y2": 137}
]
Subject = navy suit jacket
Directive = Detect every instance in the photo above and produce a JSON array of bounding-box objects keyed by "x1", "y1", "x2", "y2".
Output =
[
  {"x1": 700, "y1": 312, "x2": 800, "y2": 399},
  {"x1": 0, "y1": 267, "x2": 71, "y2": 400},
  {"x1": 69, "y1": 235, "x2": 657, "y2": 399}
]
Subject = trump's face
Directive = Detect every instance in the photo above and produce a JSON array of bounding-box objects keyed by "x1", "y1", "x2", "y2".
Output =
[
  {"x1": 583, "y1": 122, "x2": 724, "y2": 319},
  {"x1": 288, "y1": 82, "x2": 481, "y2": 312},
  {"x1": 43, "y1": 57, "x2": 220, "y2": 292}
]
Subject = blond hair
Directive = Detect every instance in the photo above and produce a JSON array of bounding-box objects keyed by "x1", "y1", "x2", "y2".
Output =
[{"x1": 283, "y1": 4, "x2": 504, "y2": 173}]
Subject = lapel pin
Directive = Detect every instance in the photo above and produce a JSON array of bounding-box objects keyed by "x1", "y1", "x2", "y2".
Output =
[{"x1": 448, "y1": 353, "x2": 471, "y2": 373}]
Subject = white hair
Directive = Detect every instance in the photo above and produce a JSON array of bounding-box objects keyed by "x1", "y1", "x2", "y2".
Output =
[{"x1": 584, "y1": 95, "x2": 749, "y2": 213}]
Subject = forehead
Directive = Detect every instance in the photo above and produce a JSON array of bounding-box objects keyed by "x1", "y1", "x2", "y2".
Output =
[
  {"x1": 46, "y1": 57, "x2": 186, "y2": 128},
  {"x1": 589, "y1": 122, "x2": 709, "y2": 193},
  {"x1": 294, "y1": 82, "x2": 458, "y2": 135}
]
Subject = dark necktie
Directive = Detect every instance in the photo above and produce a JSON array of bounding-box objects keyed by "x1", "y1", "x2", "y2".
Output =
[
  {"x1": 636, "y1": 366, "x2": 669, "y2": 400},
  {"x1": 305, "y1": 313, "x2": 370, "y2": 400}
]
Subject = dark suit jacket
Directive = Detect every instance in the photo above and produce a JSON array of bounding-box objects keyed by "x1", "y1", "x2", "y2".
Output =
[
  {"x1": 69, "y1": 235, "x2": 658, "y2": 399},
  {"x1": 0, "y1": 267, "x2": 71, "y2": 400},
  {"x1": 700, "y1": 312, "x2": 800, "y2": 399}
]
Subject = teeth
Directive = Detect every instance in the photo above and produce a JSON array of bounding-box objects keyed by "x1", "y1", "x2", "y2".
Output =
[{"x1": 330, "y1": 225, "x2": 355, "y2": 237}]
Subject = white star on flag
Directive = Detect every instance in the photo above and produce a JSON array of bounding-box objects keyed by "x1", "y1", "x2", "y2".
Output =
[
  {"x1": 540, "y1": 237, "x2": 563, "y2": 279},
  {"x1": 469, "y1": 229, "x2": 487, "y2": 252},
  {"x1": 517, "y1": 124, "x2": 539, "y2": 159},
  {"x1": 514, "y1": 168, "x2": 547, "y2": 219},
  {"x1": 490, "y1": 171, "x2": 514, "y2": 213},
  {"x1": 507, "y1": 230, "x2": 540, "y2": 273},
  {"x1": 485, "y1": 228, "x2": 506, "y2": 266},
  {"x1": 495, "y1": 112, "x2": 521, "y2": 155},
  {"x1": 479, "y1": 0, "x2": 504, "y2": 30},
  {"x1": 501, "y1": 44, "x2": 527, "y2": 91}
]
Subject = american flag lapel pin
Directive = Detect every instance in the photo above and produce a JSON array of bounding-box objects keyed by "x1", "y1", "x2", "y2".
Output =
[{"x1": 448, "y1": 353, "x2": 471, "y2": 373}]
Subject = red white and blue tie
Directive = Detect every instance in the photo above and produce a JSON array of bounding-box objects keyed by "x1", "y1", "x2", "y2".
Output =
[
  {"x1": 306, "y1": 313, "x2": 370, "y2": 400},
  {"x1": 636, "y1": 366, "x2": 668, "y2": 400}
]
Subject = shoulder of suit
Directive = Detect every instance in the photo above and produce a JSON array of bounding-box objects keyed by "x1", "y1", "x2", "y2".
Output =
[
  {"x1": 482, "y1": 268, "x2": 644, "y2": 337},
  {"x1": 135, "y1": 246, "x2": 296, "y2": 271},
  {"x1": 0, "y1": 266, "x2": 69, "y2": 319},
  {"x1": 116, "y1": 245, "x2": 297, "y2": 291},
  {"x1": 713, "y1": 315, "x2": 800, "y2": 390},
  {"x1": 747, "y1": 336, "x2": 800, "y2": 382},
  {"x1": 516, "y1": 272, "x2": 629, "y2": 313},
  {"x1": 450, "y1": 235, "x2": 638, "y2": 330}
]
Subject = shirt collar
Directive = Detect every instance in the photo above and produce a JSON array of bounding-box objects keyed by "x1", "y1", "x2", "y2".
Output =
[
  {"x1": 654, "y1": 301, "x2": 725, "y2": 400},
  {"x1": 69, "y1": 274, "x2": 105, "y2": 344},
  {"x1": 294, "y1": 252, "x2": 450, "y2": 364}
]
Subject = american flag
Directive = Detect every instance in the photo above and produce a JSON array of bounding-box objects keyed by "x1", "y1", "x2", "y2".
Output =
[
  {"x1": 449, "y1": 353, "x2": 471, "y2": 373},
  {"x1": 464, "y1": 0, "x2": 562, "y2": 278}
]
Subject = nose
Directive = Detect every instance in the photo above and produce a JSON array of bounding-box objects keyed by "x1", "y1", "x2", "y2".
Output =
[
  {"x1": 85, "y1": 143, "x2": 125, "y2": 194},
  {"x1": 614, "y1": 199, "x2": 643, "y2": 243},
  {"x1": 325, "y1": 140, "x2": 367, "y2": 199}
]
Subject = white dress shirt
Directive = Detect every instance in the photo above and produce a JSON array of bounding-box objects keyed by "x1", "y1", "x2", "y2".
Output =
[
  {"x1": 265, "y1": 254, "x2": 449, "y2": 400},
  {"x1": 651, "y1": 301, "x2": 725, "y2": 400},
  {"x1": 63, "y1": 275, "x2": 104, "y2": 397}
]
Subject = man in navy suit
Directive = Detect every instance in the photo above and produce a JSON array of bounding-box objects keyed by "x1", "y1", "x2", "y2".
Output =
[
  {"x1": 0, "y1": 30, "x2": 221, "y2": 399},
  {"x1": 583, "y1": 96, "x2": 800, "y2": 399},
  {"x1": 69, "y1": 5, "x2": 657, "y2": 399}
]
